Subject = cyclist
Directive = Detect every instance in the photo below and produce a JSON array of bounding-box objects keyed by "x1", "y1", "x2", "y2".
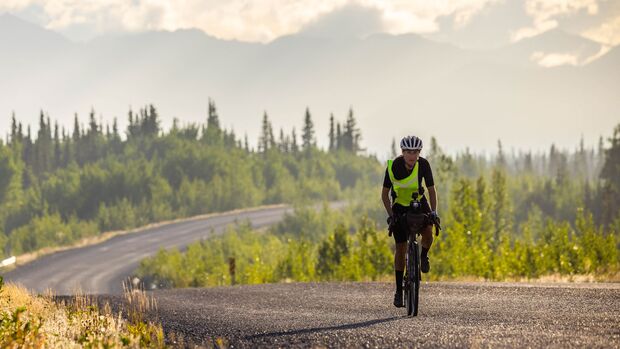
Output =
[{"x1": 382, "y1": 135, "x2": 439, "y2": 308}]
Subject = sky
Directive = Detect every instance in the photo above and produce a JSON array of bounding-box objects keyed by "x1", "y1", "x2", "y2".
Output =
[
  {"x1": 1, "y1": 0, "x2": 619, "y2": 156},
  {"x1": 2, "y1": 0, "x2": 619, "y2": 46}
]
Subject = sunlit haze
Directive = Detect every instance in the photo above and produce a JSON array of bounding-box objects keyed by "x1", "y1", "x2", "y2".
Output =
[{"x1": 1, "y1": 0, "x2": 619, "y2": 156}]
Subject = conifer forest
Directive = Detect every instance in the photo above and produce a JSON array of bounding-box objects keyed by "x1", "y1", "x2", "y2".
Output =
[{"x1": 1, "y1": 102, "x2": 618, "y2": 284}]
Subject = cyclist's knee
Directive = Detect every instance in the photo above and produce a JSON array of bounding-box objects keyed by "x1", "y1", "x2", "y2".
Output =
[
  {"x1": 422, "y1": 224, "x2": 433, "y2": 237},
  {"x1": 421, "y1": 225, "x2": 434, "y2": 246}
]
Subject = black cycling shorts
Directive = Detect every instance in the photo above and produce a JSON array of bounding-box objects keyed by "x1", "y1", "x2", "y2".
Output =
[{"x1": 392, "y1": 201, "x2": 431, "y2": 244}]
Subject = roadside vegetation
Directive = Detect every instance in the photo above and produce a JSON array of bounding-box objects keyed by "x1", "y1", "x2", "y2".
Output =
[
  {"x1": 137, "y1": 125, "x2": 620, "y2": 284},
  {"x1": 137, "y1": 195, "x2": 618, "y2": 287},
  {"x1": 0, "y1": 276, "x2": 165, "y2": 348}
]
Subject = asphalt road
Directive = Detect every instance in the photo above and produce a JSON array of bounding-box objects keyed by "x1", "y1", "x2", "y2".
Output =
[
  {"x1": 137, "y1": 282, "x2": 620, "y2": 348},
  {"x1": 3, "y1": 205, "x2": 295, "y2": 294}
]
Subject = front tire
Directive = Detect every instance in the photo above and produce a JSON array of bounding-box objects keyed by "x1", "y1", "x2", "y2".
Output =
[
  {"x1": 406, "y1": 284, "x2": 415, "y2": 316},
  {"x1": 409, "y1": 242, "x2": 420, "y2": 316},
  {"x1": 406, "y1": 242, "x2": 420, "y2": 316},
  {"x1": 413, "y1": 253, "x2": 420, "y2": 316}
]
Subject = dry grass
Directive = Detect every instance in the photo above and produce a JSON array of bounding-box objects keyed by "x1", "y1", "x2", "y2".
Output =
[
  {"x1": 516, "y1": 272, "x2": 620, "y2": 283},
  {"x1": 429, "y1": 272, "x2": 620, "y2": 283},
  {"x1": 122, "y1": 280, "x2": 158, "y2": 323},
  {"x1": 0, "y1": 277, "x2": 166, "y2": 348}
]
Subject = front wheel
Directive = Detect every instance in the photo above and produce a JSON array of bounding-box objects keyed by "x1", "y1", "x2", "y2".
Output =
[
  {"x1": 412, "y1": 256, "x2": 420, "y2": 316},
  {"x1": 406, "y1": 283, "x2": 415, "y2": 316},
  {"x1": 407, "y1": 242, "x2": 420, "y2": 316}
]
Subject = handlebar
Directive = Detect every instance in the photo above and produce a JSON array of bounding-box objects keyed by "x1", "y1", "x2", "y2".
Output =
[{"x1": 389, "y1": 212, "x2": 442, "y2": 237}]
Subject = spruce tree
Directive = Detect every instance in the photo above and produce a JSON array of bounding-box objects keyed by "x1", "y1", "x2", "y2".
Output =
[
  {"x1": 328, "y1": 114, "x2": 335, "y2": 152},
  {"x1": 600, "y1": 124, "x2": 620, "y2": 226},
  {"x1": 291, "y1": 128, "x2": 299, "y2": 153},
  {"x1": 35, "y1": 111, "x2": 50, "y2": 175},
  {"x1": 10, "y1": 113, "x2": 17, "y2": 144},
  {"x1": 343, "y1": 107, "x2": 361, "y2": 152},
  {"x1": 73, "y1": 114, "x2": 81, "y2": 142},
  {"x1": 88, "y1": 109, "x2": 98, "y2": 136},
  {"x1": 336, "y1": 123, "x2": 341, "y2": 150},
  {"x1": 490, "y1": 168, "x2": 512, "y2": 246},
  {"x1": 62, "y1": 127, "x2": 71, "y2": 166},
  {"x1": 301, "y1": 108, "x2": 315, "y2": 151},
  {"x1": 112, "y1": 118, "x2": 120, "y2": 139},
  {"x1": 204, "y1": 99, "x2": 222, "y2": 145},
  {"x1": 53, "y1": 122, "x2": 61, "y2": 169},
  {"x1": 146, "y1": 104, "x2": 160, "y2": 136},
  {"x1": 259, "y1": 112, "x2": 273, "y2": 153},
  {"x1": 17, "y1": 122, "x2": 23, "y2": 143},
  {"x1": 496, "y1": 139, "x2": 506, "y2": 169},
  {"x1": 279, "y1": 128, "x2": 286, "y2": 152}
]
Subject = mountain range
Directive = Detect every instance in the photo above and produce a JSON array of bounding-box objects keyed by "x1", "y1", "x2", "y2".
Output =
[{"x1": 1, "y1": 12, "x2": 618, "y2": 154}]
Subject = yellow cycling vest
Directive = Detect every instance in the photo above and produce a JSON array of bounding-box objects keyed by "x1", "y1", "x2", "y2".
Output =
[{"x1": 387, "y1": 159, "x2": 419, "y2": 207}]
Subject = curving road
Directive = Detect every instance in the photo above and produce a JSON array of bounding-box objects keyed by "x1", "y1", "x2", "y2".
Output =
[{"x1": 2, "y1": 205, "x2": 297, "y2": 295}]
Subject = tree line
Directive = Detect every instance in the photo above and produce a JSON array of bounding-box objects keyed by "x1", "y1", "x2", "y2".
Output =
[
  {"x1": 136, "y1": 124, "x2": 620, "y2": 284},
  {"x1": 0, "y1": 101, "x2": 381, "y2": 257},
  {"x1": 1, "y1": 101, "x2": 618, "y2": 281}
]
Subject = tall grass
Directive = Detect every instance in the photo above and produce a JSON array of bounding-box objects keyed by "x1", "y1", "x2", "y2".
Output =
[{"x1": 0, "y1": 276, "x2": 166, "y2": 348}]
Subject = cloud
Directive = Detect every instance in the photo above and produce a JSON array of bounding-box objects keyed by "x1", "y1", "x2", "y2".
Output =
[
  {"x1": 0, "y1": 0, "x2": 31, "y2": 9},
  {"x1": 582, "y1": 14, "x2": 620, "y2": 45},
  {"x1": 1, "y1": 0, "x2": 501, "y2": 42},
  {"x1": 530, "y1": 51, "x2": 579, "y2": 67},
  {"x1": 360, "y1": 0, "x2": 500, "y2": 34},
  {"x1": 298, "y1": 4, "x2": 384, "y2": 38},
  {"x1": 1, "y1": 0, "x2": 171, "y2": 35},
  {"x1": 512, "y1": 0, "x2": 599, "y2": 42},
  {"x1": 0, "y1": 0, "x2": 348, "y2": 41},
  {"x1": 11, "y1": 0, "x2": 613, "y2": 47}
]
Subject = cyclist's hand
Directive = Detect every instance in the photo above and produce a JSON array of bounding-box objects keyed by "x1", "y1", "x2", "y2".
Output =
[{"x1": 430, "y1": 211, "x2": 441, "y2": 236}]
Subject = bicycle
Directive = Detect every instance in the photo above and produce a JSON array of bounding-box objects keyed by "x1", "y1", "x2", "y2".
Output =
[{"x1": 401, "y1": 211, "x2": 441, "y2": 317}]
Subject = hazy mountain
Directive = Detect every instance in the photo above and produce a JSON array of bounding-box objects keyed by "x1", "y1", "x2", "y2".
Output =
[
  {"x1": 423, "y1": 0, "x2": 532, "y2": 50},
  {"x1": 0, "y1": 13, "x2": 71, "y2": 52},
  {"x1": 0, "y1": 13, "x2": 618, "y2": 154},
  {"x1": 493, "y1": 29, "x2": 603, "y2": 67}
]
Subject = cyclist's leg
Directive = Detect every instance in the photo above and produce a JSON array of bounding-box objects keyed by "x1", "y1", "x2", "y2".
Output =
[
  {"x1": 393, "y1": 242, "x2": 406, "y2": 307},
  {"x1": 394, "y1": 228, "x2": 407, "y2": 289},
  {"x1": 420, "y1": 200, "x2": 434, "y2": 250},
  {"x1": 394, "y1": 242, "x2": 406, "y2": 272},
  {"x1": 419, "y1": 201, "x2": 434, "y2": 273},
  {"x1": 392, "y1": 208, "x2": 408, "y2": 286},
  {"x1": 418, "y1": 225, "x2": 432, "y2": 273},
  {"x1": 421, "y1": 224, "x2": 433, "y2": 250},
  {"x1": 393, "y1": 216, "x2": 407, "y2": 307}
]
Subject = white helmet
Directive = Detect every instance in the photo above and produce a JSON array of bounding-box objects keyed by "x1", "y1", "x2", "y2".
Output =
[{"x1": 400, "y1": 135, "x2": 423, "y2": 150}]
